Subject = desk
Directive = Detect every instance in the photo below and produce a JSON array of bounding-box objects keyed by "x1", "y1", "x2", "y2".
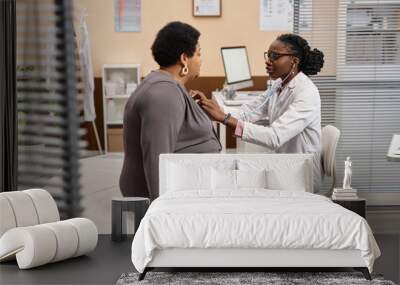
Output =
[
  {"x1": 212, "y1": 91, "x2": 271, "y2": 153},
  {"x1": 387, "y1": 134, "x2": 400, "y2": 162}
]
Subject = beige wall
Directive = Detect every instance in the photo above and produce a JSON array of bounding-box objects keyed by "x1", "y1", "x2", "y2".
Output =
[{"x1": 75, "y1": 0, "x2": 284, "y2": 78}]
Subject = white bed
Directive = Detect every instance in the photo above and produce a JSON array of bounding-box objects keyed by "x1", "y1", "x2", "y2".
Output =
[{"x1": 131, "y1": 154, "x2": 380, "y2": 280}]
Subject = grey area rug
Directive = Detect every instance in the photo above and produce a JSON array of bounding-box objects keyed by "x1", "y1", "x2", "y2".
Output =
[{"x1": 116, "y1": 272, "x2": 396, "y2": 285}]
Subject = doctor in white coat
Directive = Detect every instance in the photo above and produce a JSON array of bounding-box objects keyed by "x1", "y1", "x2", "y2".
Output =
[{"x1": 194, "y1": 34, "x2": 325, "y2": 190}]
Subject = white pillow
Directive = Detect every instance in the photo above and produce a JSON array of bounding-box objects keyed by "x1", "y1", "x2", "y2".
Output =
[
  {"x1": 238, "y1": 158, "x2": 312, "y2": 192},
  {"x1": 236, "y1": 169, "x2": 268, "y2": 189},
  {"x1": 211, "y1": 169, "x2": 268, "y2": 190},
  {"x1": 266, "y1": 163, "x2": 308, "y2": 191},
  {"x1": 211, "y1": 168, "x2": 236, "y2": 190},
  {"x1": 167, "y1": 162, "x2": 211, "y2": 191}
]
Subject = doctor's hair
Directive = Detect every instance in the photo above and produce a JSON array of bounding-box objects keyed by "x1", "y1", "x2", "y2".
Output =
[
  {"x1": 277, "y1": 34, "x2": 324, "y2": 76},
  {"x1": 151, "y1": 21, "x2": 200, "y2": 68}
]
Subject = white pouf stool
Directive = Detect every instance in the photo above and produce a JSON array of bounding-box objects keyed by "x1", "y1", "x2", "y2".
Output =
[{"x1": 0, "y1": 189, "x2": 98, "y2": 269}]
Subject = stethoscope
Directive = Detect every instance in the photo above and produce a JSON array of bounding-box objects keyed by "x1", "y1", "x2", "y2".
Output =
[
  {"x1": 256, "y1": 64, "x2": 296, "y2": 113},
  {"x1": 254, "y1": 78, "x2": 279, "y2": 113}
]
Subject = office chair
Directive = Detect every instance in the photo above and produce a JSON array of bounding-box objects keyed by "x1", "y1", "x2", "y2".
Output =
[{"x1": 321, "y1": 125, "x2": 341, "y2": 197}]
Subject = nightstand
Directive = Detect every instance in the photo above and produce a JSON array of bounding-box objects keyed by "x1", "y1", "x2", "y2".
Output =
[
  {"x1": 111, "y1": 197, "x2": 150, "y2": 242},
  {"x1": 332, "y1": 198, "x2": 366, "y2": 218}
]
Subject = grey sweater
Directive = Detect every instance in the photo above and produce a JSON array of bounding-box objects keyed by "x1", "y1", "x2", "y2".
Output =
[{"x1": 119, "y1": 71, "x2": 221, "y2": 199}]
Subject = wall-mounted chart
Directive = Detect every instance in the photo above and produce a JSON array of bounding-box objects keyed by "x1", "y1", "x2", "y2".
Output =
[
  {"x1": 114, "y1": 0, "x2": 141, "y2": 32},
  {"x1": 260, "y1": 0, "x2": 312, "y2": 32}
]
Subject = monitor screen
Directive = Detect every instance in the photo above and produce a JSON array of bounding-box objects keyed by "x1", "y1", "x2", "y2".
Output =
[{"x1": 221, "y1": 46, "x2": 252, "y2": 85}]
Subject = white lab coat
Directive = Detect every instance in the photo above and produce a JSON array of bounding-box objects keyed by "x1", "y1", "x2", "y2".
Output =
[
  {"x1": 224, "y1": 72, "x2": 322, "y2": 190},
  {"x1": 78, "y1": 15, "x2": 95, "y2": 122}
]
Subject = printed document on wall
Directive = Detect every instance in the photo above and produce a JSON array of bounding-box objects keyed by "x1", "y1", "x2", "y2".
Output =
[
  {"x1": 260, "y1": 0, "x2": 312, "y2": 32},
  {"x1": 114, "y1": 0, "x2": 141, "y2": 32}
]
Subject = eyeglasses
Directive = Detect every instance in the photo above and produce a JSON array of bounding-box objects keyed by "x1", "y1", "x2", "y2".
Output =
[{"x1": 264, "y1": 51, "x2": 295, "y2": 62}]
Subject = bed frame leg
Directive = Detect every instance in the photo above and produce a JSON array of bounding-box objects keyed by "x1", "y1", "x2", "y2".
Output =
[
  {"x1": 354, "y1": 267, "x2": 371, "y2": 280},
  {"x1": 138, "y1": 268, "x2": 148, "y2": 281}
]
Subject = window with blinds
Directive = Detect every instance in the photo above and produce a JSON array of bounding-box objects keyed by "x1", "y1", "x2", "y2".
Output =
[
  {"x1": 295, "y1": 0, "x2": 400, "y2": 201},
  {"x1": 16, "y1": 0, "x2": 86, "y2": 218}
]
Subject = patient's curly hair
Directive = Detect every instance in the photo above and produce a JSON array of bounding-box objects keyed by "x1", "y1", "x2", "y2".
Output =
[
  {"x1": 277, "y1": 34, "x2": 324, "y2": 76},
  {"x1": 151, "y1": 21, "x2": 200, "y2": 68}
]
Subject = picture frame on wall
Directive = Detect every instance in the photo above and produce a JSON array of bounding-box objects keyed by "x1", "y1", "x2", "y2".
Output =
[{"x1": 193, "y1": 0, "x2": 221, "y2": 17}]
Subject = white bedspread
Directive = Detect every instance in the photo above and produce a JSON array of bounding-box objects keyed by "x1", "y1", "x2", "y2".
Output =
[{"x1": 131, "y1": 190, "x2": 380, "y2": 273}]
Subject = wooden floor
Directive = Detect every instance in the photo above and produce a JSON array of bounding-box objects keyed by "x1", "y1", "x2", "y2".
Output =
[{"x1": 79, "y1": 154, "x2": 124, "y2": 235}]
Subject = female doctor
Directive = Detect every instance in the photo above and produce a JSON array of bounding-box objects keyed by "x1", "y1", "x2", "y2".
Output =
[{"x1": 195, "y1": 34, "x2": 325, "y2": 189}]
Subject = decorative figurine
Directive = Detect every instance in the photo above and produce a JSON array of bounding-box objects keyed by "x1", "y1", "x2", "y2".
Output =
[{"x1": 343, "y1": 156, "x2": 352, "y2": 189}]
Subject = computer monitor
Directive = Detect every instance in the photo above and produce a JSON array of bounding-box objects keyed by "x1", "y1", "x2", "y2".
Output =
[{"x1": 221, "y1": 46, "x2": 253, "y2": 91}]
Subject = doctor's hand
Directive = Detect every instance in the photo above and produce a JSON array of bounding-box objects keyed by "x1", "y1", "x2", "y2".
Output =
[
  {"x1": 199, "y1": 98, "x2": 226, "y2": 123},
  {"x1": 190, "y1": 90, "x2": 226, "y2": 122},
  {"x1": 189, "y1": 90, "x2": 207, "y2": 102}
]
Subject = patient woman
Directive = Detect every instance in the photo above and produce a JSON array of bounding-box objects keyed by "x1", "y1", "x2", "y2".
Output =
[{"x1": 119, "y1": 21, "x2": 221, "y2": 200}]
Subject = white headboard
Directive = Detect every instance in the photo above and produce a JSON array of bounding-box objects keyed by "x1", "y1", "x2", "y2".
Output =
[{"x1": 159, "y1": 153, "x2": 314, "y2": 195}]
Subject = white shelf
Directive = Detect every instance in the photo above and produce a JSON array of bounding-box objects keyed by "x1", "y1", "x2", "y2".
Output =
[
  {"x1": 107, "y1": 120, "x2": 124, "y2": 125},
  {"x1": 102, "y1": 64, "x2": 140, "y2": 153},
  {"x1": 387, "y1": 134, "x2": 400, "y2": 162},
  {"x1": 105, "y1": 95, "x2": 130, "y2": 99},
  {"x1": 102, "y1": 63, "x2": 140, "y2": 69}
]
